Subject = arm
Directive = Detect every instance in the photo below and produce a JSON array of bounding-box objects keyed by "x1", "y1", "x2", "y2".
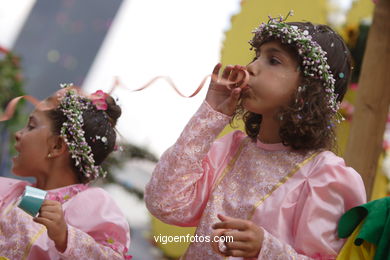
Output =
[
  {"x1": 145, "y1": 64, "x2": 246, "y2": 227},
  {"x1": 145, "y1": 101, "x2": 241, "y2": 226},
  {"x1": 59, "y1": 225, "x2": 130, "y2": 260},
  {"x1": 258, "y1": 153, "x2": 366, "y2": 259}
]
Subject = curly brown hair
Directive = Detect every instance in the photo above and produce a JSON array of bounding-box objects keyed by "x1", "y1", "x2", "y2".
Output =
[{"x1": 234, "y1": 22, "x2": 352, "y2": 151}]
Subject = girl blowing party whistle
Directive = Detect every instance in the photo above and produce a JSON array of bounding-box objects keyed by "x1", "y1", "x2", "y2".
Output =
[
  {"x1": 0, "y1": 86, "x2": 131, "y2": 259},
  {"x1": 145, "y1": 12, "x2": 366, "y2": 259}
]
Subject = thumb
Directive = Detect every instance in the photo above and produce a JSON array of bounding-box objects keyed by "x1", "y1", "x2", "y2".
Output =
[
  {"x1": 224, "y1": 88, "x2": 241, "y2": 112},
  {"x1": 217, "y1": 213, "x2": 235, "y2": 222}
]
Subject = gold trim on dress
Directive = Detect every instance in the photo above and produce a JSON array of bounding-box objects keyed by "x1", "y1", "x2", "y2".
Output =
[
  {"x1": 213, "y1": 138, "x2": 249, "y2": 190},
  {"x1": 247, "y1": 152, "x2": 319, "y2": 220},
  {"x1": 183, "y1": 138, "x2": 248, "y2": 260},
  {"x1": 22, "y1": 226, "x2": 46, "y2": 260}
]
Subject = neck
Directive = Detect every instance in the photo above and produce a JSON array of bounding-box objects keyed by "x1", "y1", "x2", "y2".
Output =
[
  {"x1": 35, "y1": 164, "x2": 79, "y2": 190},
  {"x1": 257, "y1": 115, "x2": 282, "y2": 144}
]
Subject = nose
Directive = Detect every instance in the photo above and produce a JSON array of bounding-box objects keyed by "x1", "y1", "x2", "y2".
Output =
[
  {"x1": 15, "y1": 130, "x2": 21, "y2": 142},
  {"x1": 246, "y1": 61, "x2": 257, "y2": 76}
]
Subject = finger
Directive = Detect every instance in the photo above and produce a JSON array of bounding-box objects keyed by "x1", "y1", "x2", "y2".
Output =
[
  {"x1": 228, "y1": 65, "x2": 239, "y2": 84},
  {"x1": 217, "y1": 213, "x2": 246, "y2": 223},
  {"x1": 217, "y1": 213, "x2": 230, "y2": 222},
  {"x1": 237, "y1": 69, "x2": 249, "y2": 88},
  {"x1": 225, "y1": 240, "x2": 251, "y2": 251},
  {"x1": 38, "y1": 211, "x2": 59, "y2": 221},
  {"x1": 223, "y1": 230, "x2": 252, "y2": 242},
  {"x1": 213, "y1": 215, "x2": 249, "y2": 231},
  {"x1": 212, "y1": 63, "x2": 222, "y2": 76},
  {"x1": 41, "y1": 199, "x2": 61, "y2": 207},
  {"x1": 211, "y1": 63, "x2": 222, "y2": 83},
  {"x1": 225, "y1": 249, "x2": 246, "y2": 257},
  {"x1": 40, "y1": 204, "x2": 62, "y2": 213},
  {"x1": 221, "y1": 65, "x2": 233, "y2": 81},
  {"x1": 33, "y1": 216, "x2": 53, "y2": 227}
]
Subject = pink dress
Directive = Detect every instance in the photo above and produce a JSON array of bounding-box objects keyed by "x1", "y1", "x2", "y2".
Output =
[
  {"x1": 145, "y1": 101, "x2": 366, "y2": 260},
  {"x1": 0, "y1": 177, "x2": 131, "y2": 259}
]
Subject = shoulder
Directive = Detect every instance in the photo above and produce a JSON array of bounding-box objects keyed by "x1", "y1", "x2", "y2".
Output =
[
  {"x1": 63, "y1": 186, "x2": 129, "y2": 234},
  {"x1": 213, "y1": 130, "x2": 246, "y2": 147},
  {"x1": 0, "y1": 177, "x2": 30, "y2": 202},
  {"x1": 66, "y1": 186, "x2": 119, "y2": 209},
  {"x1": 209, "y1": 130, "x2": 247, "y2": 160},
  {"x1": 72, "y1": 186, "x2": 113, "y2": 201},
  {"x1": 306, "y1": 150, "x2": 360, "y2": 179},
  {"x1": 310, "y1": 150, "x2": 345, "y2": 166},
  {"x1": 64, "y1": 186, "x2": 126, "y2": 222},
  {"x1": 303, "y1": 150, "x2": 366, "y2": 206},
  {"x1": 0, "y1": 177, "x2": 30, "y2": 190}
]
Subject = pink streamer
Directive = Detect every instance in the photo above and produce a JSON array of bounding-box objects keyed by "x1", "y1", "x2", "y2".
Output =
[{"x1": 1, "y1": 66, "x2": 249, "y2": 122}]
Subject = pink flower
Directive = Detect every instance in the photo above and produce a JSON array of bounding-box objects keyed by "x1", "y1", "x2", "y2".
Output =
[
  {"x1": 90, "y1": 90, "x2": 108, "y2": 110},
  {"x1": 123, "y1": 247, "x2": 132, "y2": 259}
]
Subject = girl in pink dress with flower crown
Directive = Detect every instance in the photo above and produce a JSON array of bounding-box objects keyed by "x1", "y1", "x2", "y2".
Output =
[
  {"x1": 145, "y1": 13, "x2": 366, "y2": 259},
  {"x1": 0, "y1": 86, "x2": 131, "y2": 259}
]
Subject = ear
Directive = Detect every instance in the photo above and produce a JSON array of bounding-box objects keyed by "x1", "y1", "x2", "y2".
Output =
[{"x1": 47, "y1": 135, "x2": 68, "y2": 158}]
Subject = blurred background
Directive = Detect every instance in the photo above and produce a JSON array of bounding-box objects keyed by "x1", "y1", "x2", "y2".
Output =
[{"x1": 1, "y1": 0, "x2": 388, "y2": 259}]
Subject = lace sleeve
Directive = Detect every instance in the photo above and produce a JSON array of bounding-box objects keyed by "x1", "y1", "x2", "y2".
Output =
[
  {"x1": 144, "y1": 101, "x2": 232, "y2": 226},
  {"x1": 258, "y1": 229, "x2": 317, "y2": 260},
  {"x1": 59, "y1": 225, "x2": 131, "y2": 259}
]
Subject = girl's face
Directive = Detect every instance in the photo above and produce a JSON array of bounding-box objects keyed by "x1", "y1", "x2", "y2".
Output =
[
  {"x1": 12, "y1": 98, "x2": 57, "y2": 177},
  {"x1": 242, "y1": 41, "x2": 301, "y2": 116}
]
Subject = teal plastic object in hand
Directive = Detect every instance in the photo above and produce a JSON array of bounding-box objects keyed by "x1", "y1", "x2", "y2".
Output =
[{"x1": 18, "y1": 186, "x2": 47, "y2": 217}]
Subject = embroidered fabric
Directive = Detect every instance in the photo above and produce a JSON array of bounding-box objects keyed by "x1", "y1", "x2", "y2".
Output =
[
  {"x1": 0, "y1": 204, "x2": 46, "y2": 259},
  {"x1": 0, "y1": 181, "x2": 131, "y2": 260},
  {"x1": 46, "y1": 184, "x2": 88, "y2": 204},
  {"x1": 145, "y1": 101, "x2": 231, "y2": 226},
  {"x1": 58, "y1": 225, "x2": 125, "y2": 259},
  {"x1": 145, "y1": 101, "x2": 366, "y2": 260},
  {"x1": 184, "y1": 140, "x2": 314, "y2": 259}
]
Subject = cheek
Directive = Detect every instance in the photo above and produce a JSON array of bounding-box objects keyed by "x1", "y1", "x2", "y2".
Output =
[
  {"x1": 274, "y1": 73, "x2": 299, "y2": 100},
  {"x1": 20, "y1": 132, "x2": 48, "y2": 160}
]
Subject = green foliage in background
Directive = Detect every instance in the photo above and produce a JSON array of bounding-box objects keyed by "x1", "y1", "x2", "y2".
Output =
[{"x1": 0, "y1": 49, "x2": 27, "y2": 164}]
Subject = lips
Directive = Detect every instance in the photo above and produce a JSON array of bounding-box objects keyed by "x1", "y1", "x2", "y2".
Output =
[
  {"x1": 241, "y1": 84, "x2": 250, "y2": 91},
  {"x1": 13, "y1": 145, "x2": 21, "y2": 160},
  {"x1": 14, "y1": 144, "x2": 21, "y2": 153}
]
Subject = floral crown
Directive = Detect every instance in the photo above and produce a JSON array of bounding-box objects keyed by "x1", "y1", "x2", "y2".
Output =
[
  {"x1": 249, "y1": 11, "x2": 339, "y2": 115},
  {"x1": 58, "y1": 84, "x2": 110, "y2": 181}
]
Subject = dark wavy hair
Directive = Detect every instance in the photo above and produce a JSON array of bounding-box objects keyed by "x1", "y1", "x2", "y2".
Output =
[
  {"x1": 234, "y1": 22, "x2": 352, "y2": 151},
  {"x1": 47, "y1": 94, "x2": 121, "y2": 183}
]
